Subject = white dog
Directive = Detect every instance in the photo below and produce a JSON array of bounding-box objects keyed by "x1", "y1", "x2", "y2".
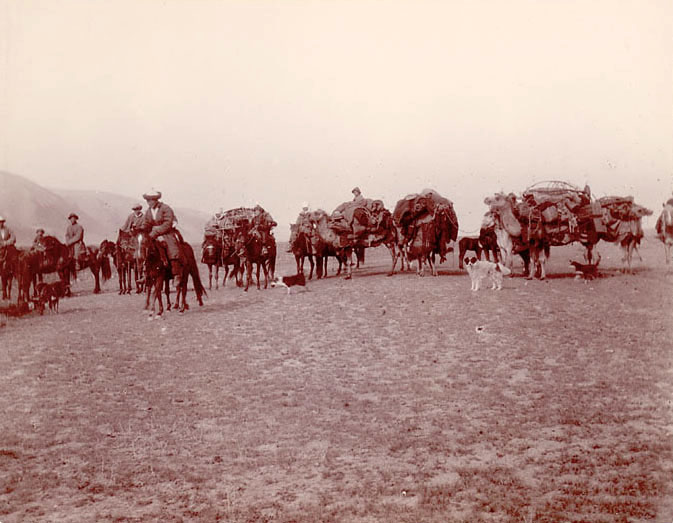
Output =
[{"x1": 464, "y1": 257, "x2": 511, "y2": 291}]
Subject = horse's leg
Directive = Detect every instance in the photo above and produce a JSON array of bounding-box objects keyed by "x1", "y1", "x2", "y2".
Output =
[
  {"x1": 308, "y1": 255, "x2": 314, "y2": 280},
  {"x1": 208, "y1": 264, "x2": 213, "y2": 290},
  {"x1": 262, "y1": 260, "x2": 269, "y2": 289},
  {"x1": 215, "y1": 264, "x2": 220, "y2": 290},
  {"x1": 91, "y1": 264, "x2": 101, "y2": 294},
  {"x1": 256, "y1": 261, "x2": 262, "y2": 290},
  {"x1": 165, "y1": 274, "x2": 173, "y2": 310}
]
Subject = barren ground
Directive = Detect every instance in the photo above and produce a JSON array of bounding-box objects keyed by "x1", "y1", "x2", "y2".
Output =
[{"x1": 1, "y1": 233, "x2": 672, "y2": 522}]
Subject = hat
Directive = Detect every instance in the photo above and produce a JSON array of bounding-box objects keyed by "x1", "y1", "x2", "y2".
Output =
[
  {"x1": 68, "y1": 213, "x2": 79, "y2": 220},
  {"x1": 352, "y1": 187, "x2": 361, "y2": 194},
  {"x1": 36, "y1": 228, "x2": 44, "y2": 234},
  {"x1": 0, "y1": 215, "x2": 5, "y2": 222},
  {"x1": 301, "y1": 201, "x2": 309, "y2": 209},
  {"x1": 143, "y1": 190, "x2": 162, "y2": 200},
  {"x1": 132, "y1": 203, "x2": 142, "y2": 211}
]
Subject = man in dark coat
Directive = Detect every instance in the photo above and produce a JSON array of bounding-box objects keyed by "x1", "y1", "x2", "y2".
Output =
[
  {"x1": 121, "y1": 204, "x2": 145, "y2": 234},
  {"x1": 65, "y1": 213, "x2": 86, "y2": 268},
  {"x1": 142, "y1": 190, "x2": 183, "y2": 285},
  {"x1": 0, "y1": 216, "x2": 17, "y2": 249}
]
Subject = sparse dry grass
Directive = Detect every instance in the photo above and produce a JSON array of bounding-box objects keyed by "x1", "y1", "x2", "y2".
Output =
[{"x1": 1, "y1": 234, "x2": 672, "y2": 522}]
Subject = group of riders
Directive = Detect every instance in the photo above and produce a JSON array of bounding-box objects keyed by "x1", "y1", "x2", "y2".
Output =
[{"x1": 0, "y1": 212, "x2": 88, "y2": 269}]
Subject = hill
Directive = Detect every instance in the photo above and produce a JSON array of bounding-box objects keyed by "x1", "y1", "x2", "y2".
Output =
[{"x1": 0, "y1": 172, "x2": 209, "y2": 245}]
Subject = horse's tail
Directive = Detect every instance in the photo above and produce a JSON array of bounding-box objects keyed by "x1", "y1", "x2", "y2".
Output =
[
  {"x1": 183, "y1": 243, "x2": 207, "y2": 303},
  {"x1": 101, "y1": 254, "x2": 112, "y2": 281}
]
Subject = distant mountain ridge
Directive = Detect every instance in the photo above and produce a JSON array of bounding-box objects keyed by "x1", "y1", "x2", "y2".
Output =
[{"x1": 0, "y1": 172, "x2": 210, "y2": 245}]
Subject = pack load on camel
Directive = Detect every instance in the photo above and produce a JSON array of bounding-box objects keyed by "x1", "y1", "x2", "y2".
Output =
[
  {"x1": 328, "y1": 198, "x2": 391, "y2": 247},
  {"x1": 393, "y1": 189, "x2": 459, "y2": 263},
  {"x1": 217, "y1": 207, "x2": 259, "y2": 231},
  {"x1": 484, "y1": 181, "x2": 653, "y2": 278},
  {"x1": 512, "y1": 181, "x2": 603, "y2": 246}
]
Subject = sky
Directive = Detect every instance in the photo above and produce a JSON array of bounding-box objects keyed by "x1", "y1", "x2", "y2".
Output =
[{"x1": 1, "y1": 0, "x2": 671, "y2": 240}]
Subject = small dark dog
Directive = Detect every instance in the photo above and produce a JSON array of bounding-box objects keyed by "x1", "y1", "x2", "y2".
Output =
[
  {"x1": 570, "y1": 253, "x2": 601, "y2": 281},
  {"x1": 35, "y1": 280, "x2": 71, "y2": 314},
  {"x1": 270, "y1": 272, "x2": 307, "y2": 294}
]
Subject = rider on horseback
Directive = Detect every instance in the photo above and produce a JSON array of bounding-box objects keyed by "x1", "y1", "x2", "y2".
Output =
[
  {"x1": 121, "y1": 204, "x2": 145, "y2": 234},
  {"x1": 288, "y1": 202, "x2": 312, "y2": 251},
  {"x1": 142, "y1": 190, "x2": 183, "y2": 287},
  {"x1": 0, "y1": 216, "x2": 17, "y2": 249},
  {"x1": 251, "y1": 204, "x2": 277, "y2": 253},
  {"x1": 202, "y1": 209, "x2": 224, "y2": 248}
]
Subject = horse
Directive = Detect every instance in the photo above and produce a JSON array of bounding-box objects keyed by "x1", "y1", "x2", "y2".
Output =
[
  {"x1": 221, "y1": 232, "x2": 244, "y2": 287},
  {"x1": 234, "y1": 225, "x2": 275, "y2": 291},
  {"x1": 201, "y1": 234, "x2": 222, "y2": 289},
  {"x1": 141, "y1": 234, "x2": 207, "y2": 316},
  {"x1": 289, "y1": 223, "x2": 315, "y2": 279},
  {"x1": 0, "y1": 245, "x2": 19, "y2": 300},
  {"x1": 656, "y1": 204, "x2": 673, "y2": 264},
  {"x1": 84, "y1": 240, "x2": 115, "y2": 294},
  {"x1": 15, "y1": 248, "x2": 42, "y2": 305},
  {"x1": 115, "y1": 229, "x2": 144, "y2": 294},
  {"x1": 141, "y1": 235, "x2": 173, "y2": 318},
  {"x1": 33, "y1": 235, "x2": 77, "y2": 290}
]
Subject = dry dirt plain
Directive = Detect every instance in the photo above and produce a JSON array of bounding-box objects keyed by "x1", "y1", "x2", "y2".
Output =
[{"x1": 1, "y1": 233, "x2": 672, "y2": 522}]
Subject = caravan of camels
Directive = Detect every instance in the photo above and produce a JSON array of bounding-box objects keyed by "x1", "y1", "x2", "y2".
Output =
[{"x1": 0, "y1": 180, "x2": 669, "y2": 317}]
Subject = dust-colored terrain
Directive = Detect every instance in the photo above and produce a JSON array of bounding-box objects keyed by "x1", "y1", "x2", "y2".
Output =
[{"x1": 1, "y1": 235, "x2": 672, "y2": 522}]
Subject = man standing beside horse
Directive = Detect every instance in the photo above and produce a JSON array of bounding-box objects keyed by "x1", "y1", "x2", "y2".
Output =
[{"x1": 65, "y1": 213, "x2": 87, "y2": 270}]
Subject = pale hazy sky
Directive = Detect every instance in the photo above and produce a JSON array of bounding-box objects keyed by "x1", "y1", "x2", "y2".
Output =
[{"x1": 1, "y1": 0, "x2": 671, "y2": 239}]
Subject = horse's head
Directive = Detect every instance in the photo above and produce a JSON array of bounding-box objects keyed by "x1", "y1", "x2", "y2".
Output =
[{"x1": 99, "y1": 240, "x2": 116, "y2": 257}]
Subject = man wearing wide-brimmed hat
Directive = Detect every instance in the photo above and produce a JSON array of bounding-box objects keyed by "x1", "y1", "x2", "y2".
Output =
[
  {"x1": 121, "y1": 203, "x2": 145, "y2": 234},
  {"x1": 142, "y1": 190, "x2": 183, "y2": 283},
  {"x1": 65, "y1": 213, "x2": 86, "y2": 267},
  {"x1": 0, "y1": 215, "x2": 17, "y2": 249}
]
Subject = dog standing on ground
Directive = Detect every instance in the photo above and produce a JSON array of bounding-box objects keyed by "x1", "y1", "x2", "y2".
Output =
[
  {"x1": 570, "y1": 253, "x2": 601, "y2": 281},
  {"x1": 464, "y1": 257, "x2": 511, "y2": 291},
  {"x1": 270, "y1": 272, "x2": 307, "y2": 294},
  {"x1": 34, "y1": 280, "x2": 70, "y2": 314}
]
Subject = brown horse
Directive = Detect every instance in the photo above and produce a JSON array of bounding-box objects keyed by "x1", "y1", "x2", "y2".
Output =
[
  {"x1": 201, "y1": 234, "x2": 222, "y2": 289},
  {"x1": 235, "y1": 225, "x2": 275, "y2": 291},
  {"x1": 141, "y1": 235, "x2": 207, "y2": 316},
  {"x1": 289, "y1": 223, "x2": 315, "y2": 279},
  {"x1": 0, "y1": 245, "x2": 19, "y2": 300},
  {"x1": 87, "y1": 240, "x2": 115, "y2": 294},
  {"x1": 116, "y1": 229, "x2": 146, "y2": 294},
  {"x1": 221, "y1": 232, "x2": 244, "y2": 287}
]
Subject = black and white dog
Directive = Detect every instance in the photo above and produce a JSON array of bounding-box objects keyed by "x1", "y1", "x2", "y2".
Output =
[
  {"x1": 270, "y1": 272, "x2": 307, "y2": 294},
  {"x1": 464, "y1": 257, "x2": 511, "y2": 291}
]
